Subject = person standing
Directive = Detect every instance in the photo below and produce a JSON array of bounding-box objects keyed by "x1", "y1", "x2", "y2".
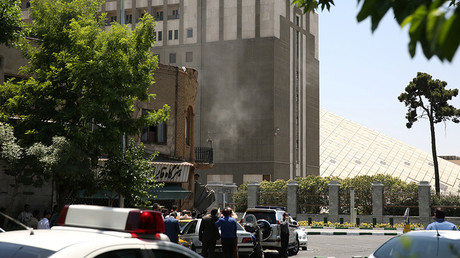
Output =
[
  {"x1": 27, "y1": 210, "x2": 40, "y2": 229},
  {"x1": 215, "y1": 207, "x2": 238, "y2": 258},
  {"x1": 38, "y1": 210, "x2": 51, "y2": 229},
  {"x1": 426, "y1": 208, "x2": 458, "y2": 230},
  {"x1": 199, "y1": 208, "x2": 220, "y2": 258},
  {"x1": 18, "y1": 204, "x2": 32, "y2": 225},
  {"x1": 164, "y1": 212, "x2": 181, "y2": 243},
  {"x1": 279, "y1": 212, "x2": 290, "y2": 258}
]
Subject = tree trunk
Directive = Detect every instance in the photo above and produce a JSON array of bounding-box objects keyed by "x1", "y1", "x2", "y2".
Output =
[{"x1": 429, "y1": 116, "x2": 440, "y2": 196}]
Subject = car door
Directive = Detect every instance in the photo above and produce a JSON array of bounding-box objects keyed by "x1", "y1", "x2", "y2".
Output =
[{"x1": 179, "y1": 220, "x2": 199, "y2": 251}]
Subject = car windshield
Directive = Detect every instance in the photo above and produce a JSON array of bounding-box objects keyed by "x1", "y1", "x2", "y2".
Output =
[
  {"x1": 373, "y1": 235, "x2": 460, "y2": 258},
  {"x1": 246, "y1": 212, "x2": 276, "y2": 224},
  {"x1": 0, "y1": 242, "x2": 55, "y2": 258}
]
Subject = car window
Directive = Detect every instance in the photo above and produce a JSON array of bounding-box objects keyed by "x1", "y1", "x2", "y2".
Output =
[
  {"x1": 182, "y1": 220, "x2": 197, "y2": 234},
  {"x1": 95, "y1": 249, "x2": 142, "y2": 258},
  {"x1": 246, "y1": 212, "x2": 276, "y2": 224},
  {"x1": 0, "y1": 242, "x2": 55, "y2": 258},
  {"x1": 373, "y1": 235, "x2": 460, "y2": 258},
  {"x1": 148, "y1": 249, "x2": 190, "y2": 258}
]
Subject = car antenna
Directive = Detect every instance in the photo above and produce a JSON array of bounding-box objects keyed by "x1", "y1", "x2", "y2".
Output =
[{"x1": 0, "y1": 211, "x2": 35, "y2": 235}]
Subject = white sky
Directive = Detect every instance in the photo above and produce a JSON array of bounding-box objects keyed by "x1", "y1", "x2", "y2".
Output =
[{"x1": 319, "y1": 1, "x2": 460, "y2": 157}]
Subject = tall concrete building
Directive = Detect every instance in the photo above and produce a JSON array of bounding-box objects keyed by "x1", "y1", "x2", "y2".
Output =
[
  {"x1": 117, "y1": 0, "x2": 320, "y2": 184},
  {"x1": 14, "y1": 0, "x2": 320, "y2": 185}
]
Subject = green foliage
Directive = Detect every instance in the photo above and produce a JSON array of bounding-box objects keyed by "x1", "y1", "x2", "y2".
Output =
[
  {"x1": 233, "y1": 174, "x2": 419, "y2": 215},
  {"x1": 259, "y1": 180, "x2": 287, "y2": 207},
  {"x1": 0, "y1": 0, "x2": 165, "y2": 207},
  {"x1": 0, "y1": 0, "x2": 160, "y2": 158},
  {"x1": 398, "y1": 72, "x2": 460, "y2": 128},
  {"x1": 292, "y1": 0, "x2": 460, "y2": 61},
  {"x1": 0, "y1": 0, "x2": 25, "y2": 46},
  {"x1": 398, "y1": 72, "x2": 460, "y2": 196},
  {"x1": 233, "y1": 182, "x2": 248, "y2": 212},
  {"x1": 296, "y1": 176, "x2": 332, "y2": 213},
  {"x1": 97, "y1": 139, "x2": 162, "y2": 207},
  {"x1": 432, "y1": 193, "x2": 460, "y2": 217}
]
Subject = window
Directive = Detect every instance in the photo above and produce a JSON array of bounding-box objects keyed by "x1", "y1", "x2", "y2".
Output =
[
  {"x1": 186, "y1": 28, "x2": 193, "y2": 38},
  {"x1": 110, "y1": 16, "x2": 117, "y2": 22},
  {"x1": 169, "y1": 53, "x2": 176, "y2": 63},
  {"x1": 174, "y1": 29, "x2": 178, "y2": 40},
  {"x1": 156, "y1": 11, "x2": 163, "y2": 21},
  {"x1": 125, "y1": 14, "x2": 132, "y2": 24},
  {"x1": 168, "y1": 30, "x2": 173, "y2": 40},
  {"x1": 141, "y1": 110, "x2": 167, "y2": 144},
  {"x1": 158, "y1": 31, "x2": 162, "y2": 41},
  {"x1": 186, "y1": 52, "x2": 193, "y2": 62}
]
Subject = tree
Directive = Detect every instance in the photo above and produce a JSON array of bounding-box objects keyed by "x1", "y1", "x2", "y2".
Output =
[
  {"x1": 398, "y1": 72, "x2": 460, "y2": 196},
  {"x1": 97, "y1": 139, "x2": 162, "y2": 207},
  {"x1": 292, "y1": 0, "x2": 460, "y2": 62},
  {"x1": 0, "y1": 0, "x2": 168, "y2": 205},
  {"x1": 0, "y1": 124, "x2": 56, "y2": 222},
  {"x1": 0, "y1": 0, "x2": 24, "y2": 46}
]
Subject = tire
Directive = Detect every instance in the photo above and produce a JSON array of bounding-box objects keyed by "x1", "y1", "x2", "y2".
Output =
[{"x1": 288, "y1": 238, "x2": 300, "y2": 256}]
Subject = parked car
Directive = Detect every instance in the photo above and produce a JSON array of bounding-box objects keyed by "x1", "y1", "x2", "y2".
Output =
[
  {"x1": 369, "y1": 230, "x2": 460, "y2": 258},
  {"x1": 179, "y1": 219, "x2": 254, "y2": 256},
  {"x1": 294, "y1": 226, "x2": 308, "y2": 250},
  {"x1": 0, "y1": 204, "x2": 202, "y2": 258},
  {"x1": 241, "y1": 207, "x2": 300, "y2": 255}
]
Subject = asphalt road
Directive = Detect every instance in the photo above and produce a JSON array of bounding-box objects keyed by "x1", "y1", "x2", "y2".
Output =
[{"x1": 277, "y1": 235, "x2": 395, "y2": 258}]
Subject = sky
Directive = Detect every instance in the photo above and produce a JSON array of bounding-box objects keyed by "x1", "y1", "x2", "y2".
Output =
[{"x1": 318, "y1": 1, "x2": 460, "y2": 157}]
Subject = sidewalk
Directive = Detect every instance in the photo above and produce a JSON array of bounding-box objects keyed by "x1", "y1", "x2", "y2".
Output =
[{"x1": 302, "y1": 227, "x2": 404, "y2": 236}]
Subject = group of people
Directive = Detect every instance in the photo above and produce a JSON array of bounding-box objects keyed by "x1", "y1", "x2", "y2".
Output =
[
  {"x1": 17, "y1": 204, "x2": 59, "y2": 230},
  {"x1": 200, "y1": 207, "x2": 239, "y2": 258}
]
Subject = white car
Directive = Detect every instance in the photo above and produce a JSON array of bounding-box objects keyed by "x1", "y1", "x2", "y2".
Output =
[
  {"x1": 0, "y1": 204, "x2": 202, "y2": 258},
  {"x1": 294, "y1": 227, "x2": 308, "y2": 250},
  {"x1": 179, "y1": 219, "x2": 254, "y2": 256},
  {"x1": 369, "y1": 230, "x2": 460, "y2": 258}
]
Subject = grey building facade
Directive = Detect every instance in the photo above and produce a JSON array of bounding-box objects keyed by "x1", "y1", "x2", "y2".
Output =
[
  {"x1": 108, "y1": 0, "x2": 320, "y2": 184},
  {"x1": 5, "y1": 0, "x2": 320, "y2": 185}
]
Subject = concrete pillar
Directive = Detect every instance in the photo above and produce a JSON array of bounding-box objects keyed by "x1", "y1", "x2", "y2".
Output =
[
  {"x1": 287, "y1": 181, "x2": 298, "y2": 216},
  {"x1": 206, "y1": 182, "x2": 223, "y2": 209},
  {"x1": 419, "y1": 181, "x2": 431, "y2": 227},
  {"x1": 372, "y1": 181, "x2": 384, "y2": 223},
  {"x1": 247, "y1": 182, "x2": 260, "y2": 209},
  {"x1": 223, "y1": 183, "x2": 238, "y2": 208},
  {"x1": 328, "y1": 181, "x2": 340, "y2": 222}
]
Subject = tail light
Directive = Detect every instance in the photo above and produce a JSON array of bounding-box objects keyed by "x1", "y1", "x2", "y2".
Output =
[{"x1": 242, "y1": 237, "x2": 253, "y2": 243}]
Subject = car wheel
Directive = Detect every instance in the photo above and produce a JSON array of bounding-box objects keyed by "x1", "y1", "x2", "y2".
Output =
[{"x1": 288, "y1": 238, "x2": 300, "y2": 256}]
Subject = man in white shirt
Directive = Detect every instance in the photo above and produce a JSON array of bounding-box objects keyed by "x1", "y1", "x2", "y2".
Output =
[{"x1": 38, "y1": 210, "x2": 51, "y2": 229}]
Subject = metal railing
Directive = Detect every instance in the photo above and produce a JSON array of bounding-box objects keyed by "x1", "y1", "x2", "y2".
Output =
[{"x1": 195, "y1": 147, "x2": 213, "y2": 163}]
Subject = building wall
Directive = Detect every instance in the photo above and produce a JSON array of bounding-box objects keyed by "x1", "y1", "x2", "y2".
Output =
[
  {"x1": 134, "y1": 0, "x2": 320, "y2": 185},
  {"x1": 14, "y1": 0, "x2": 320, "y2": 186},
  {"x1": 134, "y1": 64, "x2": 198, "y2": 162}
]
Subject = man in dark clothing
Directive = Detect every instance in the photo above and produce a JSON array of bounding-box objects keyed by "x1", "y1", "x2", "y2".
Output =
[
  {"x1": 279, "y1": 212, "x2": 290, "y2": 258},
  {"x1": 199, "y1": 208, "x2": 220, "y2": 258},
  {"x1": 164, "y1": 212, "x2": 180, "y2": 243},
  {"x1": 215, "y1": 207, "x2": 238, "y2": 258}
]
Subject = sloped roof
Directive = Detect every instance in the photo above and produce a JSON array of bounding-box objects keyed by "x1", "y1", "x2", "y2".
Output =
[{"x1": 320, "y1": 109, "x2": 460, "y2": 193}]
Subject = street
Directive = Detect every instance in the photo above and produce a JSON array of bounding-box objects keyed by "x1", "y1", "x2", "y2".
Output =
[{"x1": 282, "y1": 235, "x2": 394, "y2": 258}]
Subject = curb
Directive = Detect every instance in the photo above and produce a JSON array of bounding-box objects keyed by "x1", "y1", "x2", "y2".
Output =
[{"x1": 306, "y1": 231, "x2": 400, "y2": 236}]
